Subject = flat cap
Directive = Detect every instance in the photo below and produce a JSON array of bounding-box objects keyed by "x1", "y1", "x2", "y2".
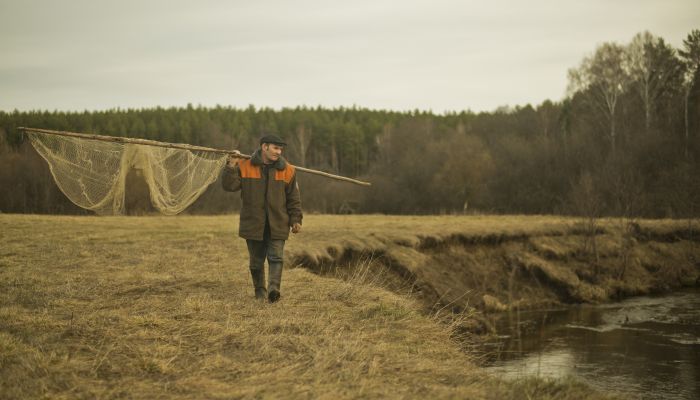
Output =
[{"x1": 260, "y1": 134, "x2": 287, "y2": 146}]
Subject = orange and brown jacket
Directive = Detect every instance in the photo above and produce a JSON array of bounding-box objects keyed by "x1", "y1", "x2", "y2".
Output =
[{"x1": 221, "y1": 149, "x2": 302, "y2": 240}]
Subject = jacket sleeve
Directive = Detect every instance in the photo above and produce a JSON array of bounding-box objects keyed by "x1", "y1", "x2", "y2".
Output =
[
  {"x1": 286, "y1": 170, "x2": 303, "y2": 225},
  {"x1": 221, "y1": 164, "x2": 242, "y2": 192}
]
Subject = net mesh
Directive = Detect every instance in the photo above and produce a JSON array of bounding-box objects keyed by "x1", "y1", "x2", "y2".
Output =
[{"x1": 28, "y1": 131, "x2": 228, "y2": 215}]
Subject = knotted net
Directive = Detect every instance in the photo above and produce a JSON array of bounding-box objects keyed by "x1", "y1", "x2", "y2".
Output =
[{"x1": 27, "y1": 131, "x2": 228, "y2": 215}]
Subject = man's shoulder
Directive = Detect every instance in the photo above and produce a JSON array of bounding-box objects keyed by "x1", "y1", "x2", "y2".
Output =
[
  {"x1": 275, "y1": 163, "x2": 296, "y2": 184},
  {"x1": 239, "y1": 159, "x2": 261, "y2": 179}
]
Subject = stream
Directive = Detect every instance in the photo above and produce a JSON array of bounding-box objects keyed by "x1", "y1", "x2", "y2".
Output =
[{"x1": 481, "y1": 289, "x2": 700, "y2": 399}]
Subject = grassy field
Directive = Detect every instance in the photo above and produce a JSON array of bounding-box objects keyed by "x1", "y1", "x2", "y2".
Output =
[{"x1": 4, "y1": 213, "x2": 695, "y2": 399}]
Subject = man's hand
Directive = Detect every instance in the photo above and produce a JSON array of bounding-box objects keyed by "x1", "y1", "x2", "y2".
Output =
[
  {"x1": 227, "y1": 151, "x2": 241, "y2": 168},
  {"x1": 291, "y1": 223, "x2": 302, "y2": 234}
]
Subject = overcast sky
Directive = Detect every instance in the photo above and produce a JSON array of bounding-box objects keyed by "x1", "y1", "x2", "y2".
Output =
[{"x1": 1, "y1": 0, "x2": 698, "y2": 113}]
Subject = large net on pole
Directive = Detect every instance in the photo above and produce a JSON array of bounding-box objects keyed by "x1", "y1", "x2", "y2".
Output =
[{"x1": 27, "y1": 131, "x2": 228, "y2": 215}]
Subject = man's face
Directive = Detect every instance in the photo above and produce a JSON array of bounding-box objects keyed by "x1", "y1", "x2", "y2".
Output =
[{"x1": 261, "y1": 143, "x2": 283, "y2": 163}]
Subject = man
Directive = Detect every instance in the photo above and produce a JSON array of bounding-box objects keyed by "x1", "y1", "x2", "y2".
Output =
[{"x1": 221, "y1": 135, "x2": 302, "y2": 303}]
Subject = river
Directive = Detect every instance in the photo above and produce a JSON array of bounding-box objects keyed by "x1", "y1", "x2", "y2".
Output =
[{"x1": 481, "y1": 289, "x2": 700, "y2": 399}]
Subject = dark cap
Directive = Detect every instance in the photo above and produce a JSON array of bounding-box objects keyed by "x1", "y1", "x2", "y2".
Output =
[{"x1": 260, "y1": 134, "x2": 287, "y2": 146}]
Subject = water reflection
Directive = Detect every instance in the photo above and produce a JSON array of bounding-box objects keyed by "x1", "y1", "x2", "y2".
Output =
[{"x1": 482, "y1": 289, "x2": 700, "y2": 400}]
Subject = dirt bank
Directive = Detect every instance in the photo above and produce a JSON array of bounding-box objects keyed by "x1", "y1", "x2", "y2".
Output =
[{"x1": 288, "y1": 216, "x2": 700, "y2": 331}]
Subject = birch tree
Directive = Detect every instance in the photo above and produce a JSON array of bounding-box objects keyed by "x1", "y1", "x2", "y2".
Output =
[
  {"x1": 568, "y1": 42, "x2": 629, "y2": 155},
  {"x1": 626, "y1": 31, "x2": 681, "y2": 135}
]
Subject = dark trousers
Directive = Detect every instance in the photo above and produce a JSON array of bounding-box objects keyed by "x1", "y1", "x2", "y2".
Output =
[{"x1": 246, "y1": 223, "x2": 285, "y2": 294}]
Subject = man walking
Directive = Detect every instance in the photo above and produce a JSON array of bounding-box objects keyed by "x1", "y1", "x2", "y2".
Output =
[{"x1": 222, "y1": 135, "x2": 302, "y2": 303}]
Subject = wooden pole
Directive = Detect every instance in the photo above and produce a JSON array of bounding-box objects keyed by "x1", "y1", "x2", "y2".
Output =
[{"x1": 19, "y1": 127, "x2": 371, "y2": 186}]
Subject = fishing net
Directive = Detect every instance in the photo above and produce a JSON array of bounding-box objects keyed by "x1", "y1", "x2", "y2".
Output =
[{"x1": 27, "y1": 130, "x2": 228, "y2": 215}]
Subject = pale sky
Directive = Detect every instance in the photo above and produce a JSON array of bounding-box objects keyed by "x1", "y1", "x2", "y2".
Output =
[{"x1": 1, "y1": 0, "x2": 698, "y2": 113}]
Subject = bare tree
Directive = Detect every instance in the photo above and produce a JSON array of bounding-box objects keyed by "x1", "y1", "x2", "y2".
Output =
[
  {"x1": 602, "y1": 161, "x2": 645, "y2": 279},
  {"x1": 536, "y1": 100, "x2": 558, "y2": 140},
  {"x1": 626, "y1": 31, "x2": 681, "y2": 135},
  {"x1": 568, "y1": 42, "x2": 630, "y2": 155},
  {"x1": 292, "y1": 123, "x2": 312, "y2": 166},
  {"x1": 679, "y1": 29, "x2": 700, "y2": 159},
  {"x1": 568, "y1": 171, "x2": 603, "y2": 263}
]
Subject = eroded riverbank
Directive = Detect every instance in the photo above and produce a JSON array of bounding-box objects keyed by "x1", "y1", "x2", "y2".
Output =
[{"x1": 289, "y1": 216, "x2": 700, "y2": 333}]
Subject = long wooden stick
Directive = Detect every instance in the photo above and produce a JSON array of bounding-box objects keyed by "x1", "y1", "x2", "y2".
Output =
[{"x1": 19, "y1": 127, "x2": 371, "y2": 186}]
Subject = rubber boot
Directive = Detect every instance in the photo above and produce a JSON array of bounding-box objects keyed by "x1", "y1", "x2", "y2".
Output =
[
  {"x1": 268, "y1": 262, "x2": 283, "y2": 303},
  {"x1": 250, "y1": 268, "x2": 267, "y2": 300}
]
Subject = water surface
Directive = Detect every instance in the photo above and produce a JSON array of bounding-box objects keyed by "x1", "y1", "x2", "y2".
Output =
[{"x1": 482, "y1": 289, "x2": 700, "y2": 399}]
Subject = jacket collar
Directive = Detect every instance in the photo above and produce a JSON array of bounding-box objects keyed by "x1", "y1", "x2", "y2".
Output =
[{"x1": 250, "y1": 149, "x2": 287, "y2": 170}]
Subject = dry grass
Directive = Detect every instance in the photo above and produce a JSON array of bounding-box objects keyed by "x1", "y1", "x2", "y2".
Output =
[{"x1": 0, "y1": 214, "x2": 651, "y2": 399}]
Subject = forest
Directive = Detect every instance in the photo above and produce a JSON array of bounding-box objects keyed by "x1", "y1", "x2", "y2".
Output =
[{"x1": 1, "y1": 29, "x2": 699, "y2": 217}]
